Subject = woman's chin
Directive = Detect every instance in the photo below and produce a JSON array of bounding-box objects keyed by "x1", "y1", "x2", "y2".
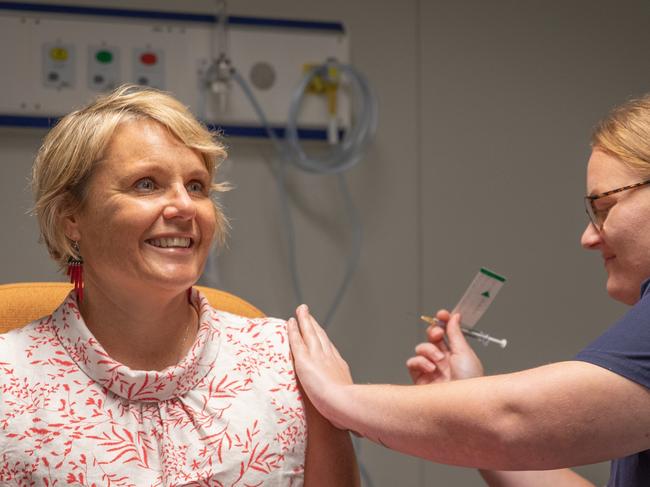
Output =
[
  {"x1": 606, "y1": 279, "x2": 638, "y2": 306},
  {"x1": 139, "y1": 267, "x2": 201, "y2": 293}
]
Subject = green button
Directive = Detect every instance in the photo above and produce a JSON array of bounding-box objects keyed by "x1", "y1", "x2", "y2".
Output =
[{"x1": 96, "y1": 50, "x2": 113, "y2": 64}]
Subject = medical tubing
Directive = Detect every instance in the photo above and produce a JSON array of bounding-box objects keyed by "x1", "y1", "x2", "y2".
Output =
[
  {"x1": 285, "y1": 61, "x2": 378, "y2": 174},
  {"x1": 323, "y1": 173, "x2": 362, "y2": 326},
  {"x1": 276, "y1": 162, "x2": 305, "y2": 305},
  {"x1": 215, "y1": 0, "x2": 229, "y2": 59},
  {"x1": 229, "y1": 71, "x2": 287, "y2": 161},
  {"x1": 231, "y1": 63, "x2": 371, "y2": 326},
  {"x1": 284, "y1": 60, "x2": 373, "y2": 323},
  {"x1": 353, "y1": 436, "x2": 376, "y2": 487},
  {"x1": 230, "y1": 69, "x2": 306, "y2": 303},
  {"x1": 233, "y1": 63, "x2": 376, "y2": 487}
]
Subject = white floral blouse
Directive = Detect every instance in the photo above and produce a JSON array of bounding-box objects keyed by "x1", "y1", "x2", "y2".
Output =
[{"x1": 0, "y1": 289, "x2": 306, "y2": 486}]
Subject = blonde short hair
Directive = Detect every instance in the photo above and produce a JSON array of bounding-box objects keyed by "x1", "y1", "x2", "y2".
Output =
[
  {"x1": 31, "y1": 85, "x2": 229, "y2": 269},
  {"x1": 592, "y1": 93, "x2": 650, "y2": 175}
]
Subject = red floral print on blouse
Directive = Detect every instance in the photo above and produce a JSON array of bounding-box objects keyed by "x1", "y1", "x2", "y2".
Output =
[{"x1": 0, "y1": 290, "x2": 306, "y2": 486}]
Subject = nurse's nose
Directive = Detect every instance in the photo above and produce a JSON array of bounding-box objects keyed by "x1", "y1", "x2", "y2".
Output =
[{"x1": 580, "y1": 221, "x2": 602, "y2": 249}]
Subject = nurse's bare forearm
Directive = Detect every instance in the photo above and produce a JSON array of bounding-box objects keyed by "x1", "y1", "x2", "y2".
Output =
[{"x1": 323, "y1": 362, "x2": 650, "y2": 470}]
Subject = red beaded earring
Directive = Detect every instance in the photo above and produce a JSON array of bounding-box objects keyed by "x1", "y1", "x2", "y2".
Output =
[{"x1": 67, "y1": 241, "x2": 84, "y2": 303}]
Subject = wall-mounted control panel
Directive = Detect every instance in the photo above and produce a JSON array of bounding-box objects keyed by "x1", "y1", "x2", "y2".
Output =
[
  {"x1": 87, "y1": 44, "x2": 121, "y2": 91},
  {"x1": 0, "y1": 2, "x2": 350, "y2": 138},
  {"x1": 43, "y1": 42, "x2": 75, "y2": 88}
]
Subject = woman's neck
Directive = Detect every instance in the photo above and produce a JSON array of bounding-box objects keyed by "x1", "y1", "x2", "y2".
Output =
[{"x1": 78, "y1": 279, "x2": 198, "y2": 371}]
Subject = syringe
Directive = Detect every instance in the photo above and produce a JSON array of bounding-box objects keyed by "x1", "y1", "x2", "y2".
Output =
[{"x1": 420, "y1": 315, "x2": 508, "y2": 349}]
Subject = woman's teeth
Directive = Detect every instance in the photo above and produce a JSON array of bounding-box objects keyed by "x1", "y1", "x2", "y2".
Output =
[{"x1": 147, "y1": 237, "x2": 191, "y2": 248}]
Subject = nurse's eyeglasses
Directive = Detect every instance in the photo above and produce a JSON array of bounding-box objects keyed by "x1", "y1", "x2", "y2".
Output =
[{"x1": 584, "y1": 179, "x2": 650, "y2": 231}]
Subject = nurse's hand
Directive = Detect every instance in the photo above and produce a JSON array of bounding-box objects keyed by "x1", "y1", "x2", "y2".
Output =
[
  {"x1": 287, "y1": 304, "x2": 352, "y2": 430},
  {"x1": 406, "y1": 310, "x2": 484, "y2": 384}
]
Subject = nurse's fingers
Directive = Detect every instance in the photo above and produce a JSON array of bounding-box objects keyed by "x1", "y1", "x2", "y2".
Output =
[
  {"x1": 426, "y1": 324, "x2": 450, "y2": 353},
  {"x1": 287, "y1": 317, "x2": 306, "y2": 356},
  {"x1": 298, "y1": 304, "x2": 333, "y2": 353},
  {"x1": 294, "y1": 304, "x2": 324, "y2": 353},
  {"x1": 415, "y1": 342, "x2": 447, "y2": 364}
]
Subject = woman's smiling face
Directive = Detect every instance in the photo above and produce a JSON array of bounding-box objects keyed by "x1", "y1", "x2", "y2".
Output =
[
  {"x1": 581, "y1": 149, "x2": 650, "y2": 305},
  {"x1": 64, "y1": 119, "x2": 217, "y2": 296}
]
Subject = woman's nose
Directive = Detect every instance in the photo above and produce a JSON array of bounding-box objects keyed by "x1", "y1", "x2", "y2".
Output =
[
  {"x1": 163, "y1": 184, "x2": 196, "y2": 220},
  {"x1": 580, "y1": 221, "x2": 602, "y2": 249}
]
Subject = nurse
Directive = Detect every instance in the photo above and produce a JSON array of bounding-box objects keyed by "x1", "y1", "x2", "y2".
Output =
[{"x1": 288, "y1": 93, "x2": 650, "y2": 486}]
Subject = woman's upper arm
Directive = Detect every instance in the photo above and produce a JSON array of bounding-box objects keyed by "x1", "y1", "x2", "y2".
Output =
[
  {"x1": 301, "y1": 381, "x2": 360, "y2": 487},
  {"x1": 497, "y1": 360, "x2": 650, "y2": 468}
]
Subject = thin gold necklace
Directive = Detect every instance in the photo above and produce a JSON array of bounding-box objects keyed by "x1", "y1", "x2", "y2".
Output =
[{"x1": 177, "y1": 304, "x2": 197, "y2": 363}]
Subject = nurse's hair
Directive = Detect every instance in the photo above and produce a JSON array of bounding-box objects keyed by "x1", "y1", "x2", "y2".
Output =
[
  {"x1": 31, "y1": 84, "x2": 229, "y2": 269},
  {"x1": 592, "y1": 93, "x2": 650, "y2": 174}
]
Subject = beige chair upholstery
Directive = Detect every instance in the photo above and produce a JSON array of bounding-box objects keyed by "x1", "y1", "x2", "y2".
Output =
[{"x1": 0, "y1": 282, "x2": 264, "y2": 334}]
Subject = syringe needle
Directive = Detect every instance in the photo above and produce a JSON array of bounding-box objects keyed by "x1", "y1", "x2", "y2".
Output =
[
  {"x1": 460, "y1": 328, "x2": 508, "y2": 348},
  {"x1": 420, "y1": 315, "x2": 508, "y2": 349}
]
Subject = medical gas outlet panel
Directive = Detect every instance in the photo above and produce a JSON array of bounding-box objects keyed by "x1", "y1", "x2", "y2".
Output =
[
  {"x1": 0, "y1": 3, "x2": 350, "y2": 138},
  {"x1": 44, "y1": 43, "x2": 132, "y2": 92}
]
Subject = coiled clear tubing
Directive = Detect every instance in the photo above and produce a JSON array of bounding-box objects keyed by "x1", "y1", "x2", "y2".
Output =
[
  {"x1": 232, "y1": 59, "x2": 377, "y2": 327},
  {"x1": 285, "y1": 60, "x2": 378, "y2": 174}
]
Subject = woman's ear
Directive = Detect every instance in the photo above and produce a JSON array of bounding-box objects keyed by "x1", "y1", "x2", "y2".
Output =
[
  {"x1": 62, "y1": 212, "x2": 82, "y2": 242},
  {"x1": 60, "y1": 192, "x2": 83, "y2": 242}
]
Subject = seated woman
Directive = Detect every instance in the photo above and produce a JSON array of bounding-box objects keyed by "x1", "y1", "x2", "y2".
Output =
[{"x1": 0, "y1": 86, "x2": 358, "y2": 486}]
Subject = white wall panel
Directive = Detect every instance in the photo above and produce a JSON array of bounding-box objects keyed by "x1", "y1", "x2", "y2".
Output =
[{"x1": 0, "y1": 5, "x2": 349, "y2": 131}]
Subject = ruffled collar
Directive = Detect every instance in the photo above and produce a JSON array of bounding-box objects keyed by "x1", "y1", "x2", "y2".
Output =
[{"x1": 51, "y1": 288, "x2": 220, "y2": 402}]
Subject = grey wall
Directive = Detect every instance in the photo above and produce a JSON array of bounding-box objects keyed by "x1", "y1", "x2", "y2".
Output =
[
  {"x1": 3, "y1": 0, "x2": 650, "y2": 485},
  {"x1": 419, "y1": 0, "x2": 650, "y2": 484}
]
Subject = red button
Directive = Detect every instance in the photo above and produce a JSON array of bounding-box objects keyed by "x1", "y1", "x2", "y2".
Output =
[{"x1": 140, "y1": 52, "x2": 157, "y2": 65}]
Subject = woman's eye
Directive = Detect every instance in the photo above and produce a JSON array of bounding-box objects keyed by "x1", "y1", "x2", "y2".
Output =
[
  {"x1": 187, "y1": 181, "x2": 205, "y2": 193},
  {"x1": 134, "y1": 178, "x2": 155, "y2": 192},
  {"x1": 594, "y1": 199, "x2": 614, "y2": 212}
]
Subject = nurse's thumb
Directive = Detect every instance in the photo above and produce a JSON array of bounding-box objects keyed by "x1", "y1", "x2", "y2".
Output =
[{"x1": 446, "y1": 313, "x2": 470, "y2": 351}]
